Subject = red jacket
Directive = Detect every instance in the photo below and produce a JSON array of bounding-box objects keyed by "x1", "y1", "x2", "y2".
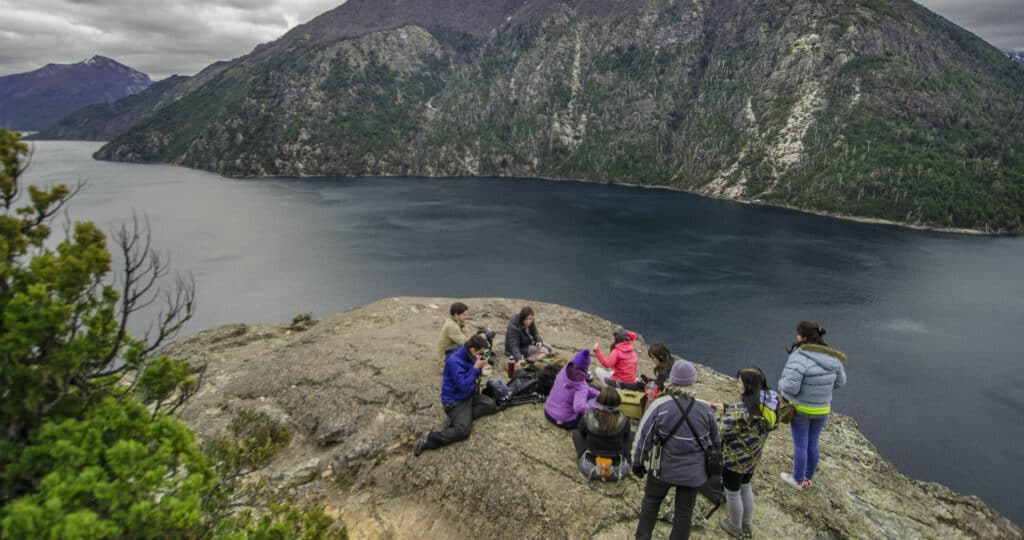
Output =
[{"x1": 595, "y1": 341, "x2": 637, "y2": 384}]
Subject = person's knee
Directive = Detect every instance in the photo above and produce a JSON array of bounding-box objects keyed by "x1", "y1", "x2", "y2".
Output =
[{"x1": 451, "y1": 423, "x2": 471, "y2": 441}]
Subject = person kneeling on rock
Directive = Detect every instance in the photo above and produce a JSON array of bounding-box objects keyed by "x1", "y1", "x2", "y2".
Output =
[{"x1": 414, "y1": 334, "x2": 497, "y2": 456}]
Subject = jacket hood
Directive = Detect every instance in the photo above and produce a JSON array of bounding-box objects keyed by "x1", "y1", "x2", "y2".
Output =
[
  {"x1": 612, "y1": 341, "x2": 634, "y2": 353},
  {"x1": 798, "y1": 345, "x2": 846, "y2": 371}
]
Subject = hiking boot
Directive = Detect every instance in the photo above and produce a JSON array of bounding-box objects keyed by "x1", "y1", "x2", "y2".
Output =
[
  {"x1": 742, "y1": 523, "x2": 753, "y2": 538},
  {"x1": 719, "y1": 516, "x2": 744, "y2": 539},
  {"x1": 413, "y1": 431, "x2": 430, "y2": 457},
  {"x1": 780, "y1": 472, "x2": 804, "y2": 490}
]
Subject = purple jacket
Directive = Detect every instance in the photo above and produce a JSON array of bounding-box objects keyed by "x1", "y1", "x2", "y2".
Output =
[{"x1": 544, "y1": 364, "x2": 599, "y2": 423}]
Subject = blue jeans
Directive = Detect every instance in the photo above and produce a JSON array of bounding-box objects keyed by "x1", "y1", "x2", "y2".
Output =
[{"x1": 791, "y1": 413, "x2": 828, "y2": 482}]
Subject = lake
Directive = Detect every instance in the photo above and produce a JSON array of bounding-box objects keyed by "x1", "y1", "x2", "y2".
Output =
[{"x1": 21, "y1": 141, "x2": 1024, "y2": 524}]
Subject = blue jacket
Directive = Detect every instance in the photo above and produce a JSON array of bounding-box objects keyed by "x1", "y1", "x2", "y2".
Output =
[
  {"x1": 778, "y1": 344, "x2": 847, "y2": 410},
  {"x1": 441, "y1": 345, "x2": 482, "y2": 405}
]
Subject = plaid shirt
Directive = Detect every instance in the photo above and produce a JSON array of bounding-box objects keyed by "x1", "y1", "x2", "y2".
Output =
[{"x1": 719, "y1": 394, "x2": 777, "y2": 474}]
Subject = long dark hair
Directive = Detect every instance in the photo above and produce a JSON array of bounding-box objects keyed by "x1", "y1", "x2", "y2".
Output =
[
  {"x1": 594, "y1": 386, "x2": 622, "y2": 432},
  {"x1": 786, "y1": 321, "x2": 827, "y2": 354},
  {"x1": 648, "y1": 343, "x2": 673, "y2": 379},
  {"x1": 737, "y1": 368, "x2": 768, "y2": 420},
  {"x1": 517, "y1": 306, "x2": 535, "y2": 325}
]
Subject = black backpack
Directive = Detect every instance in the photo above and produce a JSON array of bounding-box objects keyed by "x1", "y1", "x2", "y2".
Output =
[
  {"x1": 536, "y1": 363, "x2": 562, "y2": 396},
  {"x1": 485, "y1": 369, "x2": 545, "y2": 409}
]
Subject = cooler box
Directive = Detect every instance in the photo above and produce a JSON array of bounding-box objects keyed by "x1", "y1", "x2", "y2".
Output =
[{"x1": 616, "y1": 388, "x2": 648, "y2": 420}]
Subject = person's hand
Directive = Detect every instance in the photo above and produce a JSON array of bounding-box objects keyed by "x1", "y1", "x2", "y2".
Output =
[
  {"x1": 474, "y1": 356, "x2": 489, "y2": 369},
  {"x1": 632, "y1": 463, "x2": 646, "y2": 478},
  {"x1": 708, "y1": 402, "x2": 724, "y2": 412},
  {"x1": 592, "y1": 340, "x2": 600, "y2": 351}
]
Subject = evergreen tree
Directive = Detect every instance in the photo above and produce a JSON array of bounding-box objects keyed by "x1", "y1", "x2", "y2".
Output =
[{"x1": 0, "y1": 129, "x2": 334, "y2": 538}]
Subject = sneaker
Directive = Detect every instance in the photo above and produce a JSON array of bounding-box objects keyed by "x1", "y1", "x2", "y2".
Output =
[
  {"x1": 742, "y1": 523, "x2": 753, "y2": 538},
  {"x1": 802, "y1": 478, "x2": 814, "y2": 488},
  {"x1": 413, "y1": 431, "x2": 430, "y2": 457},
  {"x1": 780, "y1": 472, "x2": 804, "y2": 490},
  {"x1": 719, "y1": 516, "x2": 744, "y2": 539}
]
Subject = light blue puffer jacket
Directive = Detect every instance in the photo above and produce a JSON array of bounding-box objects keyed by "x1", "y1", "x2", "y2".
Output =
[{"x1": 778, "y1": 344, "x2": 847, "y2": 411}]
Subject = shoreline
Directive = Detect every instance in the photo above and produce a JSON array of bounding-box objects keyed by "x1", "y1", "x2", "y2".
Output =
[{"x1": 81, "y1": 144, "x2": 1006, "y2": 236}]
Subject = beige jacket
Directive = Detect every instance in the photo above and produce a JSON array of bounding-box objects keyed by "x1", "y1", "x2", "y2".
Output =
[{"x1": 437, "y1": 317, "x2": 468, "y2": 364}]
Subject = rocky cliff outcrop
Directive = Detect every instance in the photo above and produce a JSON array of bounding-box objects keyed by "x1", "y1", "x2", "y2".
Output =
[{"x1": 165, "y1": 297, "x2": 1020, "y2": 539}]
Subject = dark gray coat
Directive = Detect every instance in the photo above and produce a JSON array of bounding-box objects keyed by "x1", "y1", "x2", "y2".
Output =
[
  {"x1": 504, "y1": 315, "x2": 542, "y2": 361},
  {"x1": 631, "y1": 394, "x2": 720, "y2": 487}
]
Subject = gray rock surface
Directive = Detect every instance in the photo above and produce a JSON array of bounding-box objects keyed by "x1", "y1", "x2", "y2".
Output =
[{"x1": 167, "y1": 297, "x2": 1021, "y2": 539}]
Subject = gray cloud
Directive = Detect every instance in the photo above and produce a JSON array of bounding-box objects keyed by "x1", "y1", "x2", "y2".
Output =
[
  {"x1": 0, "y1": 0, "x2": 340, "y2": 78},
  {"x1": 0, "y1": 0, "x2": 1021, "y2": 80},
  {"x1": 918, "y1": 0, "x2": 1024, "y2": 49}
]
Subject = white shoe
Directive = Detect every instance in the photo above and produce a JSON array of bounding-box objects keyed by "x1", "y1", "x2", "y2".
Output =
[{"x1": 780, "y1": 472, "x2": 804, "y2": 490}]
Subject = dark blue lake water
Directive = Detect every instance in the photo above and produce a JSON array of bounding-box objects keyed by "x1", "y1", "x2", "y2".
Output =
[{"x1": 23, "y1": 141, "x2": 1024, "y2": 524}]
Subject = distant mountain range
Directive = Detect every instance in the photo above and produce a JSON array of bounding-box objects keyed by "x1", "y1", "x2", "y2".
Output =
[
  {"x1": 29, "y1": 60, "x2": 235, "y2": 141},
  {"x1": 0, "y1": 56, "x2": 152, "y2": 131},
  {"x1": 1006, "y1": 49, "x2": 1024, "y2": 66}
]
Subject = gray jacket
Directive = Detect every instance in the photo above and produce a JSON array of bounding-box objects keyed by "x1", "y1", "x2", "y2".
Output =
[
  {"x1": 778, "y1": 345, "x2": 847, "y2": 409},
  {"x1": 631, "y1": 394, "x2": 720, "y2": 487}
]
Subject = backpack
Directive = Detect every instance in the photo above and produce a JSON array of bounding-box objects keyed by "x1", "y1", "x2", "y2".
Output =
[
  {"x1": 485, "y1": 369, "x2": 546, "y2": 409},
  {"x1": 536, "y1": 363, "x2": 562, "y2": 396}
]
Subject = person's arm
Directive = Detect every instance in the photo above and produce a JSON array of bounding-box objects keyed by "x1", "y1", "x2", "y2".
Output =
[
  {"x1": 445, "y1": 321, "x2": 468, "y2": 347},
  {"x1": 631, "y1": 398, "x2": 661, "y2": 470},
  {"x1": 719, "y1": 404, "x2": 741, "y2": 441},
  {"x1": 530, "y1": 322, "x2": 542, "y2": 345},
  {"x1": 453, "y1": 359, "x2": 481, "y2": 396},
  {"x1": 778, "y1": 356, "x2": 806, "y2": 396},
  {"x1": 571, "y1": 386, "x2": 592, "y2": 415},
  {"x1": 505, "y1": 323, "x2": 523, "y2": 361},
  {"x1": 834, "y1": 362, "x2": 847, "y2": 389},
  {"x1": 594, "y1": 345, "x2": 615, "y2": 369}
]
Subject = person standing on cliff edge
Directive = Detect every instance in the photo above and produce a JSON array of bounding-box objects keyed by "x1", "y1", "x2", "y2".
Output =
[
  {"x1": 414, "y1": 334, "x2": 497, "y2": 456},
  {"x1": 777, "y1": 321, "x2": 847, "y2": 490}
]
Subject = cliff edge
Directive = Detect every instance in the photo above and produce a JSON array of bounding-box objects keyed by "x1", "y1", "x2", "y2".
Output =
[{"x1": 165, "y1": 298, "x2": 1021, "y2": 539}]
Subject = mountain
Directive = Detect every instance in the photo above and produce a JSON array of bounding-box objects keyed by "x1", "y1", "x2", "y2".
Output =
[
  {"x1": 29, "y1": 60, "x2": 235, "y2": 141},
  {"x1": 1006, "y1": 49, "x2": 1024, "y2": 66},
  {"x1": 96, "y1": 0, "x2": 1024, "y2": 232},
  {"x1": 0, "y1": 56, "x2": 152, "y2": 131}
]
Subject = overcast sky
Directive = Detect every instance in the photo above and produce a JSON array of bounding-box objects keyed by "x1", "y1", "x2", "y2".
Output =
[{"x1": 0, "y1": 0, "x2": 1021, "y2": 79}]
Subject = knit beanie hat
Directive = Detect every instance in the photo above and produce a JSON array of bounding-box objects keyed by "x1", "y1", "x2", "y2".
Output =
[
  {"x1": 612, "y1": 327, "x2": 637, "y2": 343},
  {"x1": 572, "y1": 349, "x2": 591, "y2": 372},
  {"x1": 669, "y1": 359, "x2": 697, "y2": 386}
]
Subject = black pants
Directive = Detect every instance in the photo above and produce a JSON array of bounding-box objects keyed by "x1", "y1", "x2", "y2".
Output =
[
  {"x1": 635, "y1": 475, "x2": 699, "y2": 540},
  {"x1": 722, "y1": 468, "x2": 754, "y2": 491},
  {"x1": 425, "y1": 393, "x2": 496, "y2": 449}
]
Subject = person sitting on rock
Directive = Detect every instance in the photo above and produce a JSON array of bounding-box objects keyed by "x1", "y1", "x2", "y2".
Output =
[
  {"x1": 632, "y1": 359, "x2": 720, "y2": 540},
  {"x1": 437, "y1": 302, "x2": 471, "y2": 368},
  {"x1": 592, "y1": 327, "x2": 639, "y2": 388},
  {"x1": 710, "y1": 368, "x2": 778, "y2": 539},
  {"x1": 573, "y1": 386, "x2": 634, "y2": 481},
  {"x1": 414, "y1": 334, "x2": 497, "y2": 456},
  {"x1": 544, "y1": 350, "x2": 599, "y2": 429},
  {"x1": 647, "y1": 342, "x2": 678, "y2": 392},
  {"x1": 504, "y1": 306, "x2": 550, "y2": 364}
]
